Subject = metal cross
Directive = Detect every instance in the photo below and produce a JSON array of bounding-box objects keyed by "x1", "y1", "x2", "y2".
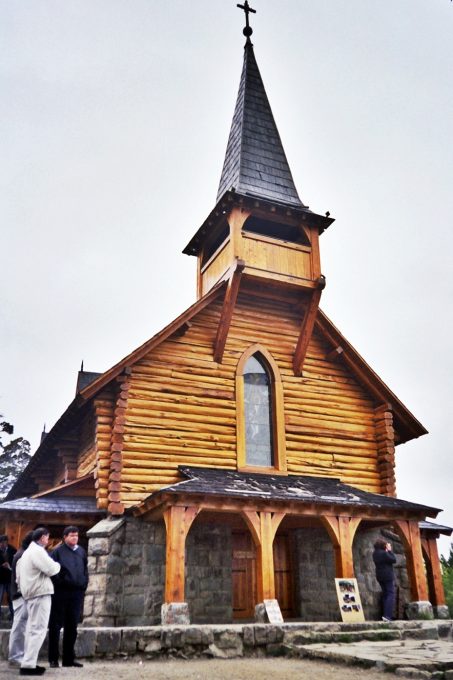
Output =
[{"x1": 237, "y1": 1, "x2": 256, "y2": 39}]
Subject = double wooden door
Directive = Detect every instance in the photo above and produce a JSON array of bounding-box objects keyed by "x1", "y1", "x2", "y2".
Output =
[{"x1": 232, "y1": 530, "x2": 295, "y2": 619}]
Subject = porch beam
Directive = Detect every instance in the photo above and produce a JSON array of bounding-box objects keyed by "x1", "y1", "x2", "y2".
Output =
[
  {"x1": 394, "y1": 519, "x2": 429, "y2": 601},
  {"x1": 321, "y1": 515, "x2": 361, "y2": 578}
]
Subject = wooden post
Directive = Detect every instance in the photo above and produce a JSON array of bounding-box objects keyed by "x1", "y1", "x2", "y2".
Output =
[
  {"x1": 242, "y1": 510, "x2": 285, "y2": 602},
  {"x1": 163, "y1": 505, "x2": 199, "y2": 603},
  {"x1": 422, "y1": 536, "x2": 446, "y2": 607},
  {"x1": 321, "y1": 515, "x2": 361, "y2": 578},
  {"x1": 394, "y1": 520, "x2": 429, "y2": 601}
]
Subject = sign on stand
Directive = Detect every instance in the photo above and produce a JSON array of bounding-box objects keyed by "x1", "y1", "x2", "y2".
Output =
[
  {"x1": 334, "y1": 578, "x2": 365, "y2": 623},
  {"x1": 263, "y1": 598, "x2": 284, "y2": 624}
]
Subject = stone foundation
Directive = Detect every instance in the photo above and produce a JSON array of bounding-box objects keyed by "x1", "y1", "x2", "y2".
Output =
[{"x1": 82, "y1": 517, "x2": 433, "y2": 626}]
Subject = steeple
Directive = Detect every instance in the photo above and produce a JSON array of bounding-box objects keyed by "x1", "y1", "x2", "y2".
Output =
[
  {"x1": 217, "y1": 39, "x2": 304, "y2": 208},
  {"x1": 183, "y1": 6, "x2": 333, "y2": 307}
]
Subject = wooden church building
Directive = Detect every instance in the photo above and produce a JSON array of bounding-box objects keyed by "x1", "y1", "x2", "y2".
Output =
[{"x1": 1, "y1": 6, "x2": 450, "y2": 625}]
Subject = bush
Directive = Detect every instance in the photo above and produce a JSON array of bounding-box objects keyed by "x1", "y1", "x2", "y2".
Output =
[{"x1": 441, "y1": 542, "x2": 453, "y2": 617}]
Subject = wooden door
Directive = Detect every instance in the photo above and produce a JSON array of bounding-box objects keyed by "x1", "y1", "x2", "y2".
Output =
[
  {"x1": 274, "y1": 533, "x2": 295, "y2": 618},
  {"x1": 232, "y1": 530, "x2": 295, "y2": 619},
  {"x1": 232, "y1": 531, "x2": 256, "y2": 619}
]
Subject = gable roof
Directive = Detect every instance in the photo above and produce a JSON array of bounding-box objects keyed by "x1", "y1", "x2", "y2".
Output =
[
  {"x1": 7, "y1": 284, "x2": 426, "y2": 500},
  {"x1": 217, "y1": 41, "x2": 303, "y2": 208}
]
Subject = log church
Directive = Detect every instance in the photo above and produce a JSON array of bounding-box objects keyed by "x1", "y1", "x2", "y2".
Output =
[{"x1": 1, "y1": 4, "x2": 450, "y2": 625}]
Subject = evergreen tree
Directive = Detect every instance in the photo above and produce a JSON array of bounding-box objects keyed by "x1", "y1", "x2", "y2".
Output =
[{"x1": 0, "y1": 416, "x2": 31, "y2": 499}]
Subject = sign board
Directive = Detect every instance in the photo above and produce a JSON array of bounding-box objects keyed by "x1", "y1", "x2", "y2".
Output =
[
  {"x1": 334, "y1": 578, "x2": 365, "y2": 623},
  {"x1": 263, "y1": 598, "x2": 284, "y2": 624}
]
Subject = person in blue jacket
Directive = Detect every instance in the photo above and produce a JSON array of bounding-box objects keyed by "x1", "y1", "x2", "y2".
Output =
[
  {"x1": 48, "y1": 526, "x2": 88, "y2": 668},
  {"x1": 373, "y1": 538, "x2": 397, "y2": 621}
]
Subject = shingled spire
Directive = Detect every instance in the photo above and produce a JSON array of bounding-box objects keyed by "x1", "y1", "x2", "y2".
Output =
[{"x1": 217, "y1": 40, "x2": 305, "y2": 208}]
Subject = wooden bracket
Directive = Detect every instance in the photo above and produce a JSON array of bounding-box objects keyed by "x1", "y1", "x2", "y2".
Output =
[
  {"x1": 394, "y1": 519, "x2": 429, "y2": 601},
  {"x1": 293, "y1": 275, "x2": 326, "y2": 376},
  {"x1": 325, "y1": 345, "x2": 344, "y2": 362},
  {"x1": 214, "y1": 259, "x2": 245, "y2": 363},
  {"x1": 241, "y1": 510, "x2": 286, "y2": 601},
  {"x1": 321, "y1": 515, "x2": 361, "y2": 578}
]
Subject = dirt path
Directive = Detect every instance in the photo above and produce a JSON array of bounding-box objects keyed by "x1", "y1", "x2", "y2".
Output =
[{"x1": 1, "y1": 657, "x2": 389, "y2": 679}]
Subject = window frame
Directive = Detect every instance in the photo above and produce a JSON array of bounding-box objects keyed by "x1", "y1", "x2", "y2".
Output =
[{"x1": 236, "y1": 344, "x2": 287, "y2": 474}]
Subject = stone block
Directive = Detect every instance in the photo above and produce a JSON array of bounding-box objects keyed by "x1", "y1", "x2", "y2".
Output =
[
  {"x1": 88, "y1": 538, "x2": 110, "y2": 557},
  {"x1": 183, "y1": 627, "x2": 202, "y2": 645},
  {"x1": 394, "y1": 668, "x2": 431, "y2": 679},
  {"x1": 433, "y1": 605, "x2": 450, "y2": 619},
  {"x1": 161, "y1": 603, "x2": 190, "y2": 625},
  {"x1": 83, "y1": 595, "x2": 94, "y2": 617},
  {"x1": 123, "y1": 594, "x2": 145, "y2": 617},
  {"x1": 106, "y1": 555, "x2": 125, "y2": 574},
  {"x1": 87, "y1": 517, "x2": 125, "y2": 538},
  {"x1": 444, "y1": 671, "x2": 453, "y2": 680},
  {"x1": 405, "y1": 601, "x2": 434, "y2": 620},
  {"x1": 75, "y1": 628, "x2": 97, "y2": 658},
  {"x1": 96, "y1": 629, "x2": 122, "y2": 655},
  {"x1": 437, "y1": 622, "x2": 452, "y2": 638},
  {"x1": 161, "y1": 628, "x2": 185, "y2": 649},
  {"x1": 214, "y1": 630, "x2": 242, "y2": 650},
  {"x1": 87, "y1": 573, "x2": 107, "y2": 595}
]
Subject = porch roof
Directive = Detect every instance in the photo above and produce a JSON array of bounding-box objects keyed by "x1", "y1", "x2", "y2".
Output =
[
  {"x1": 132, "y1": 466, "x2": 440, "y2": 519},
  {"x1": 0, "y1": 496, "x2": 104, "y2": 515}
]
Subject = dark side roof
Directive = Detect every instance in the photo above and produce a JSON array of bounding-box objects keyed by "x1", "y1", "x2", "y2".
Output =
[
  {"x1": 135, "y1": 466, "x2": 440, "y2": 519},
  {"x1": 217, "y1": 41, "x2": 303, "y2": 208}
]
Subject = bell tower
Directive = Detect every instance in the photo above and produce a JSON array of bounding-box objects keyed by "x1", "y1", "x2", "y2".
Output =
[{"x1": 183, "y1": 3, "x2": 334, "y2": 372}]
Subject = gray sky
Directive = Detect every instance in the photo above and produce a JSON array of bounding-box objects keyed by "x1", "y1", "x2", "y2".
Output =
[{"x1": 1, "y1": 1, "x2": 452, "y2": 556}]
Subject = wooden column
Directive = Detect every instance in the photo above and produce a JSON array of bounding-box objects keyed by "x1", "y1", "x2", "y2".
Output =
[
  {"x1": 374, "y1": 404, "x2": 396, "y2": 497},
  {"x1": 163, "y1": 505, "x2": 200, "y2": 604},
  {"x1": 422, "y1": 536, "x2": 446, "y2": 607},
  {"x1": 321, "y1": 516, "x2": 361, "y2": 578},
  {"x1": 242, "y1": 510, "x2": 285, "y2": 602},
  {"x1": 394, "y1": 520, "x2": 429, "y2": 601}
]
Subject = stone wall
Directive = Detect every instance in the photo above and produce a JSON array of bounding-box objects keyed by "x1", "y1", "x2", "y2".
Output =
[
  {"x1": 353, "y1": 526, "x2": 411, "y2": 621},
  {"x1": 83, "y1": 516, "x2": 165, "y2": 627},
  {"x1": 293, "y1": 528, "x2": 339, "y2": 621},
  {"x1": 186, "y1": 523, "x2": 233, "y2": 623}
]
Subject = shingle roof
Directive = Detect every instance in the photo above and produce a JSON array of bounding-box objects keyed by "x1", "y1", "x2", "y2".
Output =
[
  {"x1": 0, "y1": 496, "x2": 104, "y2": 514},
  {"x1": 419, "y1": 520, "x2": 452, "y2": 536},
  {"x1": 158, "y1": 466, "x2": 439, "y2": 517},
  {"x1": 217, "y1": 41, "x2": 304, "y2": 208}
]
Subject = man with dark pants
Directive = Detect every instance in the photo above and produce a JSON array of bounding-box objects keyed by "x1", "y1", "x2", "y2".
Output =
[
  {"x1": 48, "y1": 526, "x2": 88, "y2": 668},
  {"x1": 0, "y1": 533, "x2": 16, "y2": 620},
  {"x1": 373, "y1": 537, "x2": 397, "y2": 621}
]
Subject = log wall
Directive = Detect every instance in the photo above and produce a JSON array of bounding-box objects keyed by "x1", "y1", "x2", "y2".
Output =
[{"x1": 114, "y1": 292, "x2": 387, "y2": 508}]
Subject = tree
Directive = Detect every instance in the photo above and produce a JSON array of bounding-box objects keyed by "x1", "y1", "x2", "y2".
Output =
[
  {"x1": 441, "y1": 542, "x2": 453, "y2": 616},
  {"x1": 0, "y1": 415, "x2": 32, "y2": 500}
]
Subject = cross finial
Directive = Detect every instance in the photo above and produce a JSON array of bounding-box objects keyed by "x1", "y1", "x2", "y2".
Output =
[{"x1": 237, "y1": 1, "x2": 256, "y2": 41}]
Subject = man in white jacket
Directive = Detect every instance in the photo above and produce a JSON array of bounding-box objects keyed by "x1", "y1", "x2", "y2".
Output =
[{"x1": 16, "y1": 527, "x2": 61, "y2": 676}]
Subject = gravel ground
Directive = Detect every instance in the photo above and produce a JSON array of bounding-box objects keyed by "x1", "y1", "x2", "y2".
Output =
[{"x1": 1, "y1": 658, "x2": 390, "y2": 679}]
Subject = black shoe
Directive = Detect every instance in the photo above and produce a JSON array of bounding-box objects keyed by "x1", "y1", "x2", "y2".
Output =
[
  {"x1": 20, "y1": 669, "x2": 46, "y2": 676},
  {"x1": 62, "y1": 661, "x2": 83, "y2": 668},
  {"x1": 49, "y1": 661, "x2": 59, "y2": 668}
]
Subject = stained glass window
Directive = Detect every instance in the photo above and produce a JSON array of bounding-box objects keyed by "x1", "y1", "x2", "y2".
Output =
[{"x1": 243, "y1": 354, "x2": 274, "y2": 467}]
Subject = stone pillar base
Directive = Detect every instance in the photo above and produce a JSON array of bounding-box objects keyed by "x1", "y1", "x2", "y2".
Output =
[
  {"x1": 434, "y1": 605, "x2": 450, "y2": 619},
  {"x1": 254, "y1": 599, "x2": 283, "y2": 623},
  {"x1": 405, "y1": 601, "x2": 433, "y2": 620},
  {"x1": 161, "y1": 602, "x2": 190, "y2": 625}
]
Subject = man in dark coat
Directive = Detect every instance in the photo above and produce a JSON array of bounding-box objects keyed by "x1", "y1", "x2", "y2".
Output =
[
  {"x1": 373, "y1": 537, "x2": 397, "y2": 621},
  {"x1": 0, "y1": 533, "x2": 16, "y2": 619},
  {"x1": 48, "y1": 526, "x2": 88, "y2": 668}
]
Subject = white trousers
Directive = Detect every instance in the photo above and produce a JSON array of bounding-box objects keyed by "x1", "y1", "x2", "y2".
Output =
[
  {"x1": 21, "y1": 595, "x2": 51, "y2": 669},
  {"x1": 8, "y1": 596, "x2": 29, "y2": 664}
]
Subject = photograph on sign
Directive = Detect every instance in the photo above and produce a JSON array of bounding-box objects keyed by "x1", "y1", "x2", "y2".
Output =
[{"x1": 334, "y1": 578, "x2": 365, "y2": 623}]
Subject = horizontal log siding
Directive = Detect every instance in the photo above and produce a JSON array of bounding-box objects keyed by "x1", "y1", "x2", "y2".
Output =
[
  {"x1": 118, "y1": 294, "x2": 381, "y2": 507},
  {"x1": 93, "y1": 389, "x2": 116, "y2": 510}
]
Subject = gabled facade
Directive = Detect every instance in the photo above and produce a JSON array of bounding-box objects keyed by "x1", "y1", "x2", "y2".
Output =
[{"x1": 1, "y1": 13, "x2": 450, "y2": 625}]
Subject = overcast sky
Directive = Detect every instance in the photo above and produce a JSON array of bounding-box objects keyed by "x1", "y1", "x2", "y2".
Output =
[{"x1": 1, "y1": 1, "x2": 452, "y2": 556}]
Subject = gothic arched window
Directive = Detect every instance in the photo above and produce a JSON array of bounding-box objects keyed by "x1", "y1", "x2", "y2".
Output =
[
  {"x1": 243, "y1": 354, "x2": 274, "y2": 467},
  {"x1": 236, "y1": 345, "x2": 287, "y2": 472}
]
